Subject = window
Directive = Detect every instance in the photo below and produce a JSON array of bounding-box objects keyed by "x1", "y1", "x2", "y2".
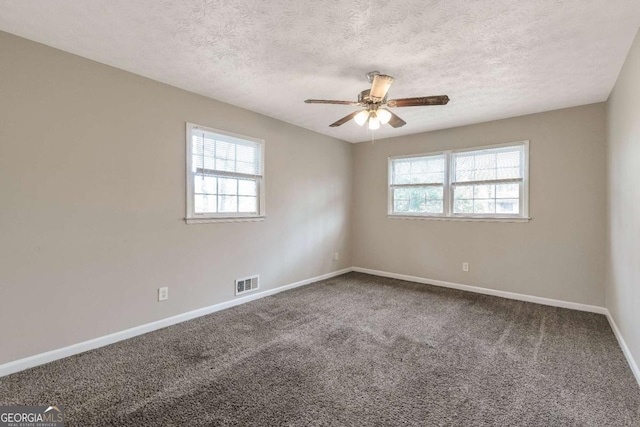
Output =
[
  {"x1": 186, "y1": 123, "x2": 264, "y2": 223},
  {"x1": 390, "y1": 153, "x2": 446, "y2": 215},
  {"x1": 389, "y1": 141, "x2": 529, "y2": 220}
]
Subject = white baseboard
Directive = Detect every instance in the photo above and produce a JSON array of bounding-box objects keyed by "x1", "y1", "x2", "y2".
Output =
[
  {"x1": 605, "y1": 310, "x2": 640, "y2": 387},
  {"x1": 0, "y1": 268, "x2": 352, "y2": 378},
  {"x1": 5, "y1": 266, "x2": 638, "y2": 389},
  {"x1": 352, "y1": 267, "x2": 608, "y2": 314}
]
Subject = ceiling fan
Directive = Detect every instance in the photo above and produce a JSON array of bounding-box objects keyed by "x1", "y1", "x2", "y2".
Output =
[{"x1": 304, "y1": 71, "x2": 450, "y2": 130}]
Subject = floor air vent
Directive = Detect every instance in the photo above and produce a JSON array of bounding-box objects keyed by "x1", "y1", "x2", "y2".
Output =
[{"x1": 236, "y1": 275, "x2": 259, "y2": 295}]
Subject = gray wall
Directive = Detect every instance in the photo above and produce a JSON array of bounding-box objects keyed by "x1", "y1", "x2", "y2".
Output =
[
  {"x1": 0, "y1": 32, "x2": 352, "y2": 365},
  {"x1": 352, "y1": 104, "x2": 607, "y2": 306},
  {"x1": 606, "y1": 29, "x2": 640, "y2": 373},
  {"x1": 0, "y1": 29, "x2": 619, "y2": 368}
]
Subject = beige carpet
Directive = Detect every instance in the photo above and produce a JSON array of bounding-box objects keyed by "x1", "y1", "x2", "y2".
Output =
[{"x1": 1, "y1": 272, "x2": 639, "y2": 426}]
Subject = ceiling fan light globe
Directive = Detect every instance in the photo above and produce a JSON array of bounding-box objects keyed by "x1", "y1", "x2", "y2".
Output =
[
  {"x1": 368, "y1": 115, "x2": 381, "y2": 130},
  {"x1": 377, "y1": 109, "x2": 392, "y2": 125},
  {"x1": 354, "y1": 110, "x2": 369, "y2": 126}
]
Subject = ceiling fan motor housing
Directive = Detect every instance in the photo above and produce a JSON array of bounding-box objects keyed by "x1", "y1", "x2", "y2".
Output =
[{"x1": 358, "y1": 89, "x2": 386, "y2": 106}]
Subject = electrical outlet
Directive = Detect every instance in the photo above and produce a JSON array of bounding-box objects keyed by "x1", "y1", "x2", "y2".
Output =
[
  {"x1": 158, "y1": 287, "x2": 169, "y2": 301},
  {"x1": 334, "y1": 252, "x2": 339, "y2": 261},
  {"x1": 462, "y1": 262, "x2": 469, "y2": 272}
]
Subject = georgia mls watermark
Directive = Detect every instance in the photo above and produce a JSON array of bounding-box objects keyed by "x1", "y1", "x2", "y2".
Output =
[{"x1": 0, "y1": 406, "x2": 64, "y2": 427}]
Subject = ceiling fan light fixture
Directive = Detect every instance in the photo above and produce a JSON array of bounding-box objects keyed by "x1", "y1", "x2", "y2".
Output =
[
  {"x1": 304, "y1": 71, "x2": 448, "y2": 130},
  {"x1": 376, "y1": 108, "x2": 392, "y2": 125},
  {"x1": 354, "y1": 110, "x2": 369, "y2": 126},
  {"x1": 368, "y1": 114, "x2": 381, "y2": 130}
]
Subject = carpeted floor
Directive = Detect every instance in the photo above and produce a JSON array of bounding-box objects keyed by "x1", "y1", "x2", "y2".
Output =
[{"x1": 1, "y1": 272, "x2": 639, "y2": 426}]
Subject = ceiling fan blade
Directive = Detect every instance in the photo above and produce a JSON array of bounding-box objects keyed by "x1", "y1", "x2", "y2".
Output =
[
  {"x1": 369, "y1": 74, "x2": 394, "y2": 101},
  {"x1": 329, "y1": 111, "x2": 359, "y2": 127},
  {"x1": 305, "y1": 99, "x2": 359, "y2": 105},
  {"x1": 387, "y1": 95, "x2": 450, "y2": 107},
  {"x1": 387, "y1": 111, "x2": 407, "y2": 128}
]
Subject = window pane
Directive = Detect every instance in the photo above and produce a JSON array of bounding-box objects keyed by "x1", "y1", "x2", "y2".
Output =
[
  {"x1": 426, "y1": 186, "x2": 444, "y2": 200},
  {"x1": 236, "y1": 161, "x2": 257, "y2": 175},
  {"x1": 455, "y1": 170, "x2": 473, "y2": 182},
  {"x1": 192, "y1": 135, "x2": 213, "y2": 170},
  {"x1": 426, "y1": 172, "x2": 444, "y2": 183},
  {"x1": 455, "y1": 185, "x2": 473, "y2": 199},
  {"x1": 393, "y1": 185, "x2": 443, "y2": 214},
  {"x1": 497, "y1": 150, "x2": 521, "y2": 168},
  {"x1": 216, "y1": 141, "x2": 235, "y2": 161},
  {"x1": 475, "y1": 153, "x2": 496, "y2": 170},
  {"x1": 396, "y1": 161, "x2": 410, "y2": 174},
  {"x1": 237, "y1": 144, "x2": 257, "y2": 164},
  {"x1": 410, "y1": 173, "x2": 428, "y2": 184},
  {"x1": 427, "y1": 157, "x2": 444, "y2": 172},
  {"x1": 456, "y1": 155, "x2": 474, "y2": 171},
  {"x1": 192, "y1": 154, "x2": 201, "y2": 172},
  {"x1": 394, "y1": 187, "x2": 410, "y2": 200},
  {"x1": 203, "y1": 155, "x2": 216, "y2": 170},
  {"x1": 474, "y1": 199, "x2": 495, "y2": 214},
  {"x1": 191, "y1": 128, "x2": 262, "y2": 176},
  {"x1": 194, "y1": 175, "x2": 216, "y2": 195},
  {"x1": 453, "y1": 145, "x2": 524, "y2": 183},
  {"x1": 497, "y1": 167, "x2": 521, "y2": 180},
  {"x1": 454, "y1": 199, "x2": 473, "y2": 214},
  {"x1": 394, "y1": 200, "x2": 409, "y2": 212},
  {"x1": 426, "y1": 200, "x2": 443, "y2": 213},
  {"x1": 194, "y1": 195, "x2": 203, "y2": 213},
  {"x1": 215, "y1": 159, "x2": 235, "y2": 172},
  {"x1": 496, "y1": 184, "x2": 519, "y2": 199},
  {"x1": 218, "y1": 195, "x2": 238, "y2": 213},
  {"x1": 394, "y1": 174, "x2": 410, "y2": 185},
  {"x1": 454, "y1": 183, "x2": 521, "y2": 216},
  {"x1": 194, "y1": 194, "x2": 216, "y2": 213},
  {"x1": 392, "y1": 155, "x2": 444, "y2": 185},
  {"x1": 219, "y1": 178, "x2": 238, "y2": 195},
  {"x1": 408, "y1": 188, "x2": 426, "y2": 212},
  {"x1": 238, "y1": 196, "x2": 257, "y2": 213},
  {"x1": 411, "y1": 160, "x2": 427, "y2": 173},
  {"x1": 238, "y1": 179, "x2": 257, "y2": 196},
  {"x1": 474, "y1": 184, "x2": 495, "y2": 199},
  {"x1": 474, "y1": 168, "x2": 497, "y2": 181},
  {"x1": 496, "y1": 199, "x2": 519, "y2": 214}
]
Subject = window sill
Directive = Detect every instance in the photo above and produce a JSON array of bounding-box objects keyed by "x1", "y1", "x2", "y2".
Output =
[
  {"x1": 185, "y1": 216, "x2": 266, "y2": 224},
  {"x1": 388, "y1": 215, "x2": 531, "y2": 223}
]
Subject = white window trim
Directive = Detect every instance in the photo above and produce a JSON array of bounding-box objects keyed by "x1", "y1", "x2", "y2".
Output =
[
  {"x1": 387, "y1": 151, "x2": 447, "y2": 219},
  {"x1": 387, "y1": 140, "x2": 530, "y2": 222},
  {"x1": 185, "y1": 122, "x2": 266, "y2": 224}
]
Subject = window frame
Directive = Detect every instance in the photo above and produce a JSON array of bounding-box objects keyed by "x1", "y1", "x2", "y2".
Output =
[
  {"x1": 387, "y1": 151, "x2": 448, "y2": 218},
  {"x1": 185, "y1": 122, "x2": 266, "y2": 224},
  {"x1": 388, "y1": 140, "x2": 530, "y2": 222}
]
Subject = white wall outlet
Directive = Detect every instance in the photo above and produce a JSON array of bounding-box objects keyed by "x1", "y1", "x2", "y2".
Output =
[
  {"x1": 462, "y1": 262, "x2": 469, "y2": 272},
  {"x1": 158, "y1": 287, "x2": 169, "y2": 301},
  {"x1": 334, "y1": 252, "x2": 339, "y2": 261}
]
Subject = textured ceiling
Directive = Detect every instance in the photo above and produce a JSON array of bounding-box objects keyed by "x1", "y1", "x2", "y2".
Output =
[{"x1": 0, "y1": 1, "x2": 639, "y2": 143}]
